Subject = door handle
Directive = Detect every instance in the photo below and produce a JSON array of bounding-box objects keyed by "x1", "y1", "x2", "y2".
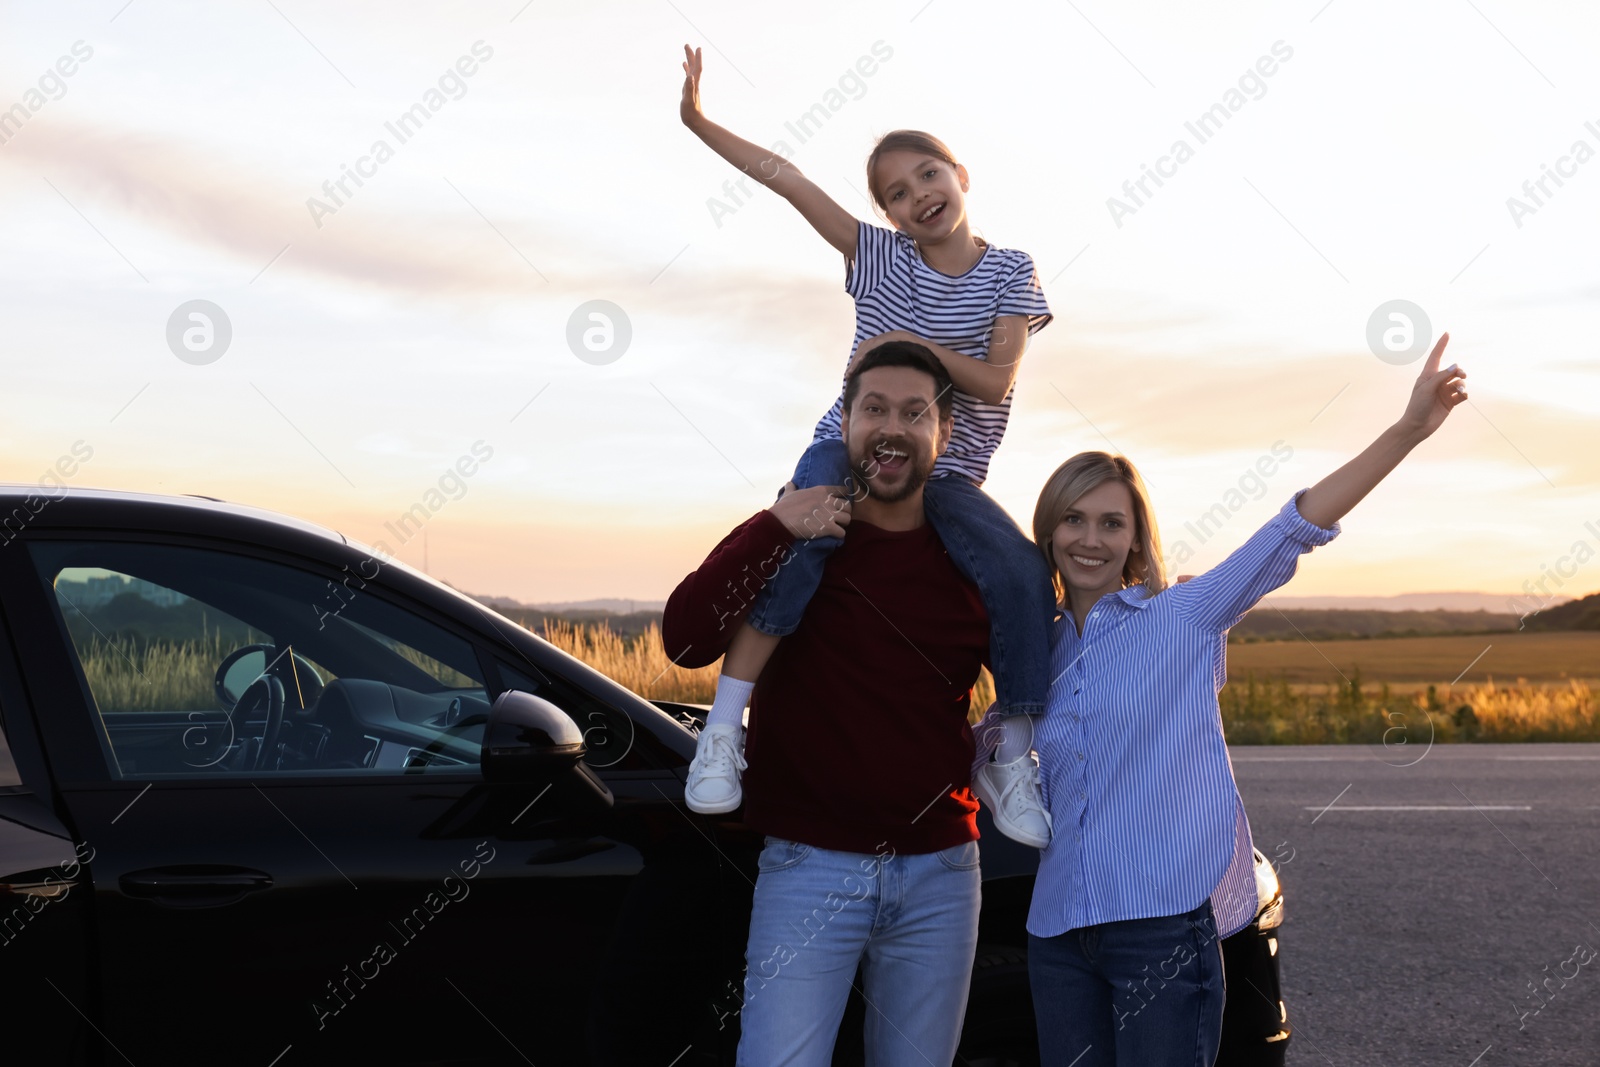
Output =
[
  {"x1": 120, "y1": 865, "x2": 273, "y2": 908},
  {"x1": 524, "y1": 837, "x2": 617, "y2": 866}
]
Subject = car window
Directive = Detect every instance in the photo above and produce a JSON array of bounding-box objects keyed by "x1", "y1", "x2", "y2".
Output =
[
  {"x1": 340, "y1": 618, "x2": 479, "y2": 689},
  {"x1": 32, "y1": 543, "x2": 493, "y2": 780},
  {"x1": 0, "y1": 617, "x2": 18, "y2": 788},
  {"x1": 0, "y1": 721, "x2": 19, "y2": 788}
]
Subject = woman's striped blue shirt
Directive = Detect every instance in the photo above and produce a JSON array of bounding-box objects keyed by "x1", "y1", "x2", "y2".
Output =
[{"x1": 1025, "y1": 494, "x2": 1339, "y2": 939}]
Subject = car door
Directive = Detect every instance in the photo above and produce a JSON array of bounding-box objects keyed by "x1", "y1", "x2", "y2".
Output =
[
  {"x1": 0, "y1": 590, "x2": 98, "y2": 1066},
  {"x1": 5, "y1": 531, "x2": 739, "y2": 1066}
]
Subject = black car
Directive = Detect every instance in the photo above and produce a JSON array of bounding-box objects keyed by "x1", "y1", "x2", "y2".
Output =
[{"x1": 0, "y1": 486, "x2": 1290, "y2": 1065}]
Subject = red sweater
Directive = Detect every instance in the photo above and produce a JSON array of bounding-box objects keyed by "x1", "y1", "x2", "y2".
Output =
[{"x1": 662, "y1": 510, "x2": 989, "y2": 854}]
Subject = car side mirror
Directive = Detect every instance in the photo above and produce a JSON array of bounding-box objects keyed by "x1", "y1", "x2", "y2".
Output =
[{"x1": 482, "y1": 691, "x2": 612, "y2": 808}]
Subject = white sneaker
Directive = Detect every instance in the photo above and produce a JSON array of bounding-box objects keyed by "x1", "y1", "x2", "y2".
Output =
[
  {"x1": 685, "y1": 723, "x2": 747, "y2": 813},
  {"x1": 974, "y1": 752, "x2": 1053, "y2": 848}
]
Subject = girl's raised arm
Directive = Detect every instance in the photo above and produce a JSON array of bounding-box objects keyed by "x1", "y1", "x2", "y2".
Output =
[
  {"x1": 1296, "y1": 332, "x2": 1467, "y2": 528},
  {"x1": 680, "y1": 45, "x2": 858, "y2": 258}
]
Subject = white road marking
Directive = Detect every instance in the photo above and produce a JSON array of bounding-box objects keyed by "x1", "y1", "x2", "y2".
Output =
[
  {"x1": 1233, "y1": 756, "x2": 1349, "y2": 761},
  {"x1": 1302, "y1": 805, "x2": 1532, "y2": 811}
]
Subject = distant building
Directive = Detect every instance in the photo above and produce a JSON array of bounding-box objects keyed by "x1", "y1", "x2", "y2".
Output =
[{"x1": 127, "y1": 578, "x2": 187, "y2": 607}]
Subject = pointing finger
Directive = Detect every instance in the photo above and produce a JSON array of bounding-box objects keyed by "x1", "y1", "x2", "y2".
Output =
[{"x1": 1421, "y1": 331, "x2": 1449, "y2": 377}]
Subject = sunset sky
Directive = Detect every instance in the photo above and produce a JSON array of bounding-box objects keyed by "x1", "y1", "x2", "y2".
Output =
[{"x1": 3, "y1": 0, "x2": 1597, "y2": 607}]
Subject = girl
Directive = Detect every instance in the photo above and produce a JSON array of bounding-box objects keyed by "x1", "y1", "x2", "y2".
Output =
[
  {"x1": 974, "y1": 336, "x2": 1467, "y2": 1064},
  {"x1": 678, "y1": 45, "x2": 1058, "y2": 846}
]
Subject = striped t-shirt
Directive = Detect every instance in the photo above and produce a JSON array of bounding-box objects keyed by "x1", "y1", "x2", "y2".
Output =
[{"x1": 810, "y1": 221, "x2": 1053, "y2": 485}]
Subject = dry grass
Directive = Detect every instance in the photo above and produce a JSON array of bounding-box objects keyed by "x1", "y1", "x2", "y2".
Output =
[
  {"x1": 1457, "y1": 678, "x2": 1599, "y2": 739},
  {"x1": 538, "y1": 619, "x2": 997, "y2": 720},
  {"x1": 1220, "y1": 673, "x2": 1599, "y2": 744},
  {"x1": 78, "y1": 632, "x2": 231, "y2": 712},
  {"x1": 539, "y1": 619, "x2": 720, "y2": 704}
]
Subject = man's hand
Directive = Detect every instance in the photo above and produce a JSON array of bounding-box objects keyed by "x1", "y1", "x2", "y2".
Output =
[
  {"x1": 680, "y1": 45, "x2": 704, "y2": 128},
  {"x1": 771, "y1": 482, "x2": 851, "y2": 540}
]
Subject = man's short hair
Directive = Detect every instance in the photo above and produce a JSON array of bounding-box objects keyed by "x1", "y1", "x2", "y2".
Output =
[{"x1": 842, "y1": 341, "x2": 955, "y2": 420}]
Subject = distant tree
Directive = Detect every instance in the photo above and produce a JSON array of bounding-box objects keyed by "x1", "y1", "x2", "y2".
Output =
[{"x1": 1520, "y1": 590, "x2": 1600, "y2": 631}]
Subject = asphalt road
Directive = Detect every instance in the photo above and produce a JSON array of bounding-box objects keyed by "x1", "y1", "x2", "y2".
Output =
[{"x1": 1230, "y1": 743, "x2": 1600, "y2": 1067}]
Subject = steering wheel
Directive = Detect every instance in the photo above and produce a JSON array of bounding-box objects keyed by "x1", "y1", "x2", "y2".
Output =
[
  {"x1": 216, "y1": 642, "x2": 326, "y2": 715},
  {"x1": 236, "y1": 675, "x2": 287, "y2": 771}
]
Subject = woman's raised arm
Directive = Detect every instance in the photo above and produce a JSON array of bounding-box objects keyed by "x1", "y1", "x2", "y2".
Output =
[{"x1": 1296, "y1": 333, "x2": 1467, "y2": 529}]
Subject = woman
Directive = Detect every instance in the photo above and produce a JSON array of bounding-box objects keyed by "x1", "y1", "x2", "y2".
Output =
[{"x1": 978, "y1": 335, "x2": 1467, "y2": 1065}]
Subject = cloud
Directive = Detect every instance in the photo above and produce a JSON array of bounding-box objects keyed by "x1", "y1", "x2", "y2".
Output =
[
  {"x1": 5, "y1": 120, "x2": 851, "y2": 341},
  {"x1": 8, "y1": 123, "x2": 1592, "y2": 530},
  {"x1": 1009, "y1": 336, "x2": 1599, "y2": 500},
  {"x1": 1016, "y1": 342, "x2": 1350, "y2": 454},
  {"x1": 8, "y1": 120, "x2": 569, "y2": 293},
  {"x1": 1543, "y1": 358, "x2": 1600, "y2": 374}
]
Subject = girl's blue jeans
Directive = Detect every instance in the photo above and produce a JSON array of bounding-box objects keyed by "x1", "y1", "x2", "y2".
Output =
[{"x1": 744, "y1": 437, "x2": 1054, "y2": 716}]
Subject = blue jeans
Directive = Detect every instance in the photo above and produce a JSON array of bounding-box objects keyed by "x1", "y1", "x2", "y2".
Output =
[
  {"x1": 1028, "y1": 902, "x2": 1224, "y2": 1067},
  {"x1": 737, "y1": 836, "x2": 982, "y2": 1067},
  {"x1": 745, "y1": 437, "x2": 1055, "y2": 715}
]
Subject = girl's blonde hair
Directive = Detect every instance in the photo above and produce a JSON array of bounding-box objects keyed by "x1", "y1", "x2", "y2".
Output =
[
  {"x1": 865, "y1": 130, "x2": 959, "y2": 212},
  {"x1": 1031, "y1": 452, "x2": 1168, "y2": 605}
]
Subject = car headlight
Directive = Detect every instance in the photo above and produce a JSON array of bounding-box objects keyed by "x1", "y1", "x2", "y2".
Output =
[
  {"x1": 1251, "y1": 846, "x2": 1284, "y2": 929},
  {"x1": 1258, "y1": 892, "x2": 1284, "y2": 930}
]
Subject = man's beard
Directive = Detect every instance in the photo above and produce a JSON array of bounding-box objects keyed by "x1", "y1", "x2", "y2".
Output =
[{"x1": 846, "y1": 435, "x2": 932, "y2": 505}]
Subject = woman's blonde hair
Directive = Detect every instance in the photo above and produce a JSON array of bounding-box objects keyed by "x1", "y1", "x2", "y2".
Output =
[
  {"x1": 1032, "y1": 452, "x2": 1168, "y2": 604},
  {"x1": 866, "y1": 130, "x2": 959, "y2": 212}
]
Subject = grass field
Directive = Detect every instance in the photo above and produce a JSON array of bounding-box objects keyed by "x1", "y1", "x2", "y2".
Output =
[
  {"x1": 1224, "y1": 631, "x2": 1600, "y2": 687},
  {"x1": 538, "y1": 619, "x2": 998, "y2": 712},
  {"x1": 1219, "y1": 631, "x2": 1600, "y2": 743},
  {"x1": 1219, "y1": 675, "x2": 1598, "y2": 744},
  {"x1": 77, "y1": 632, "x2": 231, "y2": 712},
  {"x1": 541, "y1": 622, "x2": 1597, "y2": 744},
  {"x1": 71, "y1": 622, "x2": 1597, "y2": 745}
]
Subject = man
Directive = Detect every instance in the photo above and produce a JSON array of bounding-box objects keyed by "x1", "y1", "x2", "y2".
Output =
[{"x1": 663, "y1": 342, "x2": 1016, "y2": 1065}]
